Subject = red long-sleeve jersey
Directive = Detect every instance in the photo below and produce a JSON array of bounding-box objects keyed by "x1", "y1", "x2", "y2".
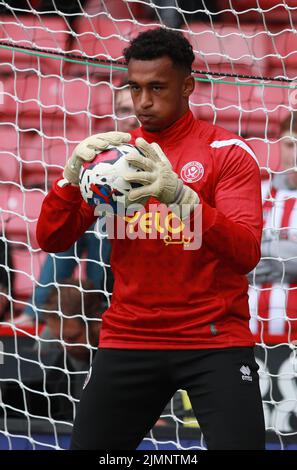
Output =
[{"x1": 36, "y1": 110, "x2": 262, "y2": 349}]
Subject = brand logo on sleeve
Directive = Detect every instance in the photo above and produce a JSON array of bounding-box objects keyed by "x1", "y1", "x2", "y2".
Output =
[{"x1": 181, "y1": 161, "x2": 204, "y2": 183}]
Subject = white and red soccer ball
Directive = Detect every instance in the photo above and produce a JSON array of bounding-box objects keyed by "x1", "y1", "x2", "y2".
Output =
[{"x1": 79, "y1": 144, "x2": 145, "y2": 213}]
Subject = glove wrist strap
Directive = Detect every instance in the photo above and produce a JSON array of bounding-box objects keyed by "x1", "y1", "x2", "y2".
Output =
[{"x1": 172, "y1": 179, "x2": 185, "y2": 205}]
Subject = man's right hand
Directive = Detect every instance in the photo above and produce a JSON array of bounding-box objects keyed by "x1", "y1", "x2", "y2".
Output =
[{"x1": 63, "y1": 131, "x2": 131, "y2": 185}]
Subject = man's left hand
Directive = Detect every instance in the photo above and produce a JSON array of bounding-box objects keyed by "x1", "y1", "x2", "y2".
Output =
[{"x1": 124, "y1": 138, "x2": 199, "y2": 218}]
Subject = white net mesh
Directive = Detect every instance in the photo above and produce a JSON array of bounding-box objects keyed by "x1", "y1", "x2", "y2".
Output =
[{"x1": 0, "y1": 0, "x2": 297, "y2": 451}]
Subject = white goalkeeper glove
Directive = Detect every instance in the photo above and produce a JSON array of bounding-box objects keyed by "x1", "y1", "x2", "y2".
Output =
[
  {"x1": 124, "y1": 138, "x2": 199, "y2": 218},
  {"x1": 62, "y1": 131, "x2": 131, "y2": 186}
]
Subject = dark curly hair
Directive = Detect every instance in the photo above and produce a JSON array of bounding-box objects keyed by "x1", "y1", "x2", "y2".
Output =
[{"x1": 123, "y1": 27, "x2": 195, "y2": 74}]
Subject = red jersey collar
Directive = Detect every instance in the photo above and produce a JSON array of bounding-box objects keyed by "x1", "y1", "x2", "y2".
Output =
[{"x1": 137, "y1": 109, "x2": 196, "y2": 144}]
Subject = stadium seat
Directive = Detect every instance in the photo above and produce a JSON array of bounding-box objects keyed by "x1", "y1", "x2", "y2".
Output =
[
  {"x1": 268, "y1": 30, "x2": 297, "y2": 78},
  {"x1": 0, "y1": 15, "x2": 71, "y2": 75},
  {"x1": 191, "y1": 80, "x2": 296, "y2": 137},
  {"x1": 66, "y1": 16, "x2": 152, "y2": 76},
  {"x1": 248, "y1": 138, "x2": 280, "y2": 171},
  {"x1": 220, "y1": 0, "x2": 297, "y2": 24},
  {"x1": 63, "y1": 77, "x2": 114, "y2": 119},
  {"x1": 0, "y1": 73, "x2": 115, "y2": 132},
  {"x1": 0, "y1": 73, "x2": 93, "y2": 131},
  {"x1": 0, "y1": 75, "x2": 17, "y2": 120},
  {"x1": 84, "y1": 0, "x2": 147, "y2": 20},
  {"x1": 20, "y1": 106, "x2": 115, "y2": 190},
  {"x1": 186, "y1": 22, "x2": 269, "y2": 77},
  {"x1": 0, "y1": 125, "x2": 20, "y2": 184},
  {"x1": 20, "y1": 132, "x2": 67, "y2": 189},
  {"x1": 0, "y1": 184, "x2": 44, "y2": 249},
  {"x1": 62, "y1": 79, "x2": 115, "y2": 136},
  {"x1": 0, "y1": 74, "x2": 64, "y2": 127},
  {"x1": 70, "y1": 16, "x2": 137, "y2": 59},
  {"x1": 11, "y1": 245, "x2": 46, "y2": 300}
]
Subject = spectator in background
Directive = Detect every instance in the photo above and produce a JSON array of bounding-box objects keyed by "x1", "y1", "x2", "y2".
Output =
[
  {"x1": 18, "y1": 83, "x2": 138, "y2": 326},
  {"x1": 115, "y1": 82, "x2": 139, "y2": 132},
  {"x1": 0, "y1": 239, "x2": 14, "y2": 321},
  {"x1": 19, "y1": 223, "x2": 111, "y2": 325},
  {"x1": 249, "y1": 112, "x2": 297, "y2": 343},
  {"x1": 38, "y1": 279, "x2": 104, "y2": 420},
  {"x1": 0, "y1": 277, "x2": 102, "y2": 422}
]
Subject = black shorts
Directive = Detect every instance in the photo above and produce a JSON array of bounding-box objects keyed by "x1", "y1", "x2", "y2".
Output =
[{"x1": 70, "y1": 347, "x2": 265, "y2": 450}]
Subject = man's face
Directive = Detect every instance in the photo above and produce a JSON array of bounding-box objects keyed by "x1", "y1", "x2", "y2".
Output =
[
  {"x1": 115, "y1": 88, "x2": 139, "y2": 132},
  {"x1": 280, "y1": 131, "x2": 297, "y2": 189},
  {"x1": 47, "y1": 315, "x2": 99, "y2": 362},
  {"x1": 127, "y1": 56, "x2": 193, "y2": 132}
]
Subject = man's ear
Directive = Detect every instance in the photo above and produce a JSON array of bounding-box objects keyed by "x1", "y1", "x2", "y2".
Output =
[{"x1": 183, "y1": 75, "x2": 195, "y2": 98}]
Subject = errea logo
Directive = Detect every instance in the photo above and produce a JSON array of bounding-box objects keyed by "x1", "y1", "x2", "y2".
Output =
[{"x1": 240, "y1": 365, "x2": 252, "y2": 382}]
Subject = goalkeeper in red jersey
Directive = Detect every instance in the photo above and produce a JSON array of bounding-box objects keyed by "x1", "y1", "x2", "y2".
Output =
[{"x1": 36, "y1": 28, "x2": 265, "y2": 450}]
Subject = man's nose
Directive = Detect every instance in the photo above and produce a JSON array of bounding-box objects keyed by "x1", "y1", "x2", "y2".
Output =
[{"x1": 140, "y1": 90, "x2": 153, "y2": 109}]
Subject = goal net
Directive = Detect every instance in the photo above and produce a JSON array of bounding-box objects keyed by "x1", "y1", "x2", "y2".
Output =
[{"x1": 0, "y1": 0, "x2": 297, "y2": 451}]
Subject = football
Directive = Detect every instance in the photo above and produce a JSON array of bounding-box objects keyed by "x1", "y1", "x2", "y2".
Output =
[{"x1": 79, "y1": 144, "x2": 147, "y2": 213}]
